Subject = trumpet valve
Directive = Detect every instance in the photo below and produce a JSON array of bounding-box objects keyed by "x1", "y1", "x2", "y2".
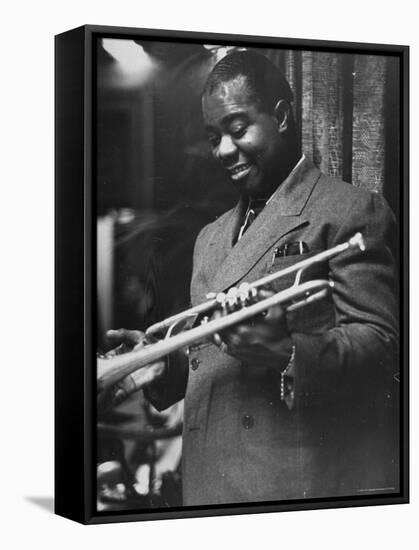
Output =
[
  {"x1": 237, "y1": 283, "x2": 258, "y2": 305},
  {"x1": 215, "y1": 284, "x2": 261, "y2": 315},
  {"x1": 238, "y1": 282, "x2": 250, "y2": 293},
  {"x1": 225, "y1": 287, "x2": 239, "y2": 311},
  {"x1": 215, "y1": 292, "x2": 228, "y2": 314}
]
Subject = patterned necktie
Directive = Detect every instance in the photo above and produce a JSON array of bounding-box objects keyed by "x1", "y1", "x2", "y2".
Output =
[{"x1": 237, "y1": 198, "x2": 267, "y2": 242}]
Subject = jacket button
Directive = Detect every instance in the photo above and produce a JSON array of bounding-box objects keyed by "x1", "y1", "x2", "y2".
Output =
[
  {"x1": 190, "y1": 358, "x2": 201, "y2": 371},
  {"x1": 242, "y1": 414, "x2": 254, "y2": 429}
]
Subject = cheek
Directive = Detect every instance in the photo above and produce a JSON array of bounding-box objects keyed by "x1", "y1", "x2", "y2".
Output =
[
  {"x1": 259, "y1": 133, "x2": 281, "y2": 161},
  {"x1": 239, "y1": 134, "x2": 266, "y2": 158},
  {"x1": 246, "y1": 126, "x2": 276, "y2": 157}
]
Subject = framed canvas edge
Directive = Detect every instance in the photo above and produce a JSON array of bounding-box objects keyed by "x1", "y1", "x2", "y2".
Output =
[
  {"x1": 55, "y1": 25, "x2": 89, "y2": 524},
  {"x1": 55, "y1": 24, "x2": 410, "y2": 525},
  {"x1": 81, "y1": 23, "x2": 410, "y2": 53}
]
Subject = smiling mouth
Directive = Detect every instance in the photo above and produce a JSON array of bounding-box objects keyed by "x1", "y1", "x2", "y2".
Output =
[{"x1": 228, "y1": 163, "x2": 252, "y2": 180}]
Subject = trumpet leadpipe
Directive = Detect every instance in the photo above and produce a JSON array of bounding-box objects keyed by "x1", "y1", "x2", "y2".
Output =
[{"x1": 250, "y1": 232, "x2": 364, "y2": 292}]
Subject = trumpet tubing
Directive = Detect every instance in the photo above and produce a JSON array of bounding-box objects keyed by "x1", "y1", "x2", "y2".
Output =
[
  {"x1": 145, "y1": 232, "x2": 365, "y2": 337},
  {"x1": 97, "y1": 279, "x2": 332, "y2": 390},
  {"x1": 97, "y1": 233, "x2": 365, "y2": 391}
]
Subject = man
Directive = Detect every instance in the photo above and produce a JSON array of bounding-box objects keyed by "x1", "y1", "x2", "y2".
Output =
[{"x1": 106, "y1": 50, "x2": 399, "y2": 506}]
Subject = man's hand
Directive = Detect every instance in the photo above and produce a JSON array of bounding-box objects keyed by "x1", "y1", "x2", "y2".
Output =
[
  {"x1": 104, "y1": 328, "x2": 145, "y2": 355},
  {"x1": 97, "y1": 328, "x2": 166, "y2": 412},
  {"x1": 214, "y1": 289, "x2": 294, "y2": 370}
]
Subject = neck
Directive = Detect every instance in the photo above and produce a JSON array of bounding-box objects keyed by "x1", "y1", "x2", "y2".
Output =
[
  {"x1": 247, "y1": 150, "x2": 301, "y2": 200},
  {"x1": 277, "y1": 147, "x2": 301, "y2": 183}
]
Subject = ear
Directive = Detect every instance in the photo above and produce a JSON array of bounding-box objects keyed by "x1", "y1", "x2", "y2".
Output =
[{"x1": 273, "y1": 99, "x2": 291, "y2": 134}]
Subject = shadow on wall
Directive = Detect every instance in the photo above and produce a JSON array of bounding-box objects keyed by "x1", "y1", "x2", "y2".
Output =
[{"x1": 25, "y1": 496, "x2": 54, "y2": 514}]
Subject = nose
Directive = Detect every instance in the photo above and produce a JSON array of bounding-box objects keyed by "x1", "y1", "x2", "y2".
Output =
[{"x1": 216, "y1": 134, "x2": 238, "y2": 164}]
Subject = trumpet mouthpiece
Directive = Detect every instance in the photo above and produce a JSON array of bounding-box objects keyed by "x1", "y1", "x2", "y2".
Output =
[{"x1": 349, "y1": 232, "x2": 365, "y2": 252}]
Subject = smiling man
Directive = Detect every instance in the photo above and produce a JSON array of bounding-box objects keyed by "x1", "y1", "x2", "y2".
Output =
[
  {"x1": 109, "y1": 50, "x2": 399, "y2": 506},
  {"x1": 202, "y1": 61, "x2": 299, "y2": 200}
]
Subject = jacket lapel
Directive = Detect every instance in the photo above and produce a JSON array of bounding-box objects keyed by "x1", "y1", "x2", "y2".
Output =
[{"x1": 210, "y1": 157, "x2": 321, "y2": 291}]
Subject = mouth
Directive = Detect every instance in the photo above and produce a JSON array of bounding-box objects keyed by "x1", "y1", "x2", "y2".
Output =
[{"x1": 227, "y1": 163, "x2": 253, "y2": 181}]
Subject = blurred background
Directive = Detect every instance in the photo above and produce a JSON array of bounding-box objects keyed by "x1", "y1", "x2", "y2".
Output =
[{"x1": 95, "y1": 37, "x2": 401, "y2": 510}]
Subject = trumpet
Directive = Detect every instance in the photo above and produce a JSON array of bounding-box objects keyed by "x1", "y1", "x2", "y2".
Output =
[{"x1": 97, "y1": 232, "x2": 365, "y2": 391}]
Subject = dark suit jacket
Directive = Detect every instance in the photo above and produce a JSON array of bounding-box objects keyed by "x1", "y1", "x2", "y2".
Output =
[{"x1": 148, "y1": 157, "x2": 399, "y2": 506}]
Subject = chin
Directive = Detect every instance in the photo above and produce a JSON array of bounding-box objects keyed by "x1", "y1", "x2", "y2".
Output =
[
  {"x1": 229, "y1": 175, "x2": 260, "y2": 196},
  {"x1": 232, "y1": 181, "x2": 253, "y2": 197},
  {"x1": 241, "y1": 180, "x2": 265, "y2": 198}
]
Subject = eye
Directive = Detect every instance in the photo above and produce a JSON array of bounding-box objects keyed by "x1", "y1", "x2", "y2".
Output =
[
  {"x1": 230, "y1": 124, "x2": 247, "y2": 139},
  {"x1": 207, "y1": 134, "x2": 220, "y2": 148}
]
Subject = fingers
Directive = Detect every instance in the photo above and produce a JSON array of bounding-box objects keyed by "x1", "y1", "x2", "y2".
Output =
[
  {"x1": 104, "y1": 328, "x2": 145, "y2": 356},
  {"x1": 213, "y1": 333, "x2": 223, "y2": 347},
  {"x1": 105, "y1": 328, "x2": 144, "y2": 346},
  {"x1": 212, "y1": 310, "x2": 229, "y2": 348},
  {"x1": 263, "y1": 304, "x2": 285, "y2": 322},
  {"x1": 213, "y1": 326, "x2": 249, "y2": 355},
  {"x1": 256, "y1": 289, "x2": 285, "y2": 322},
  {"x1": 211, "y1": 286, "x2": 287, "y2": 355},
  {"x1": 217, "y1": 323, "x2": 254, "y2": 350},
  {"x1": 129, "y1": 361, "x2": 166, "y2": 389},
  {"x1": 215, "y1": 308, "x2": 288, "y2": 354}
]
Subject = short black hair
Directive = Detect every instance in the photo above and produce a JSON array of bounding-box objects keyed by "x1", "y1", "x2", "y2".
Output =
[{"x1": 203, "y1": 50, "x2": 293, "y2": 112}]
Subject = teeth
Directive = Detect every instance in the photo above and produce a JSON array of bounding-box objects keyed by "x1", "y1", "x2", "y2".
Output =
[{"x1": 231, "y1": 164, "x2": 250, "y2": 175}]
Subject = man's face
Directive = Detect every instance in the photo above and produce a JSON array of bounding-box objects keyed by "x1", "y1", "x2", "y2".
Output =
[{"x1": 202, "y1": 76, "x2": 284, "y2": 198}]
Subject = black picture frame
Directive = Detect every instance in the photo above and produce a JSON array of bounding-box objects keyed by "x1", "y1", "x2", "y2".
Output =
[{"x1": 55, "y1": 24, "x2": 409, "y2": 524}]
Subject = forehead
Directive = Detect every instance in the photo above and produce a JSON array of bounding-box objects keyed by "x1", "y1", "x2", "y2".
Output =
[{"x1": 202, "y1": 76, "x2": 260, "y2": 126}]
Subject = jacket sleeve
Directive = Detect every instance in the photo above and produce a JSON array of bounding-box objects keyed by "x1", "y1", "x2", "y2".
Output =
[
  {"x1": 143, "y1": 227, "x2": 211, "y2": 411},
  {"x1": 143, "y1": 350, "x2": 189, "y2": 412},
  {"x1": 291, "y1": 192, "x2": 399, "y2": 403}
]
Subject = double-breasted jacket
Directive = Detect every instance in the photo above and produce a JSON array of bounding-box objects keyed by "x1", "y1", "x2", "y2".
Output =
[{"x1": 148, "y1": 157, "x2": 399, "y2": 506}]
